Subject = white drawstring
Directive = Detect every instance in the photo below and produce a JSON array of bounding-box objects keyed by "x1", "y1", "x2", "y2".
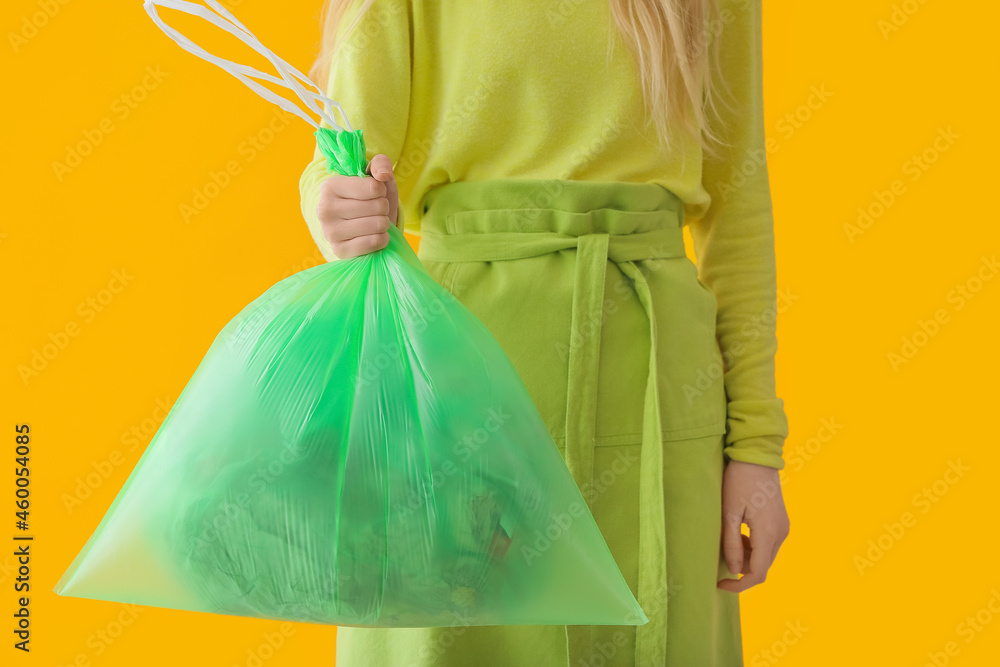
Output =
[{"x1": 143, "y1": 0, "x2": 352, "y2": 132}]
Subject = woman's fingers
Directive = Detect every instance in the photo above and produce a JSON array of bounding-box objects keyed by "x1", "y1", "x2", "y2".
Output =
[
  {"x1": 745, "y1": 524, "x2": 775, "y2": 585},
  {"x1": 717, "y1": 523, "x2": 778, "y2": 593},
  {"x1": 329, "y1": 215, "x2": 393, "y2": 242},
  {"x1": 720, "y1": 507, "x2": 746, "y2": 578},
  {"x1": 315, "y1": 154, "x2": 401, "y2": 259},
  {"x1": 367, "y1": 153, "x2": 393, "y2": 180},
  {"x1": 329, "y1": 231, "x2": 390, "y2": 259},
  {"x1": 321, "y1": 173, "x2": 387, "y2": 201},
  {"x1": 717, "y1": 460, "x2": 790, "y2": 593},
  {"x1": 368, "y1": 154, "x2": 401, "y2": 228},
  {"x1": 320, "y1": 194, "x2": 391, "y2": 226}
]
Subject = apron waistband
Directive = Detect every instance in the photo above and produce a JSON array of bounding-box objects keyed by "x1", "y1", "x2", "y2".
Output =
[{"x1": 419, "y1": 179, "x2": 685, "y2": 667}]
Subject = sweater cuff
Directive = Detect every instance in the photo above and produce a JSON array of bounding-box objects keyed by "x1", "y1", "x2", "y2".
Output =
[{"x1": 723, "y1": 398, "x2": 789, "y2": 470}]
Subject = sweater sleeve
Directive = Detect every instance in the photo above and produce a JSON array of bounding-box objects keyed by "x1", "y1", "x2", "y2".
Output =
[
  {"x1": 687, "y1": 0, "x2": 789, "y2": 470},
  {"x1": 299, "y1": 0, "x2": 413, "y2": 262}
]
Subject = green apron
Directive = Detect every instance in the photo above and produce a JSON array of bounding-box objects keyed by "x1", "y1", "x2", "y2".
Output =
[{"x1": 334, "y1": 179, "x2": 743, "y2": 667}]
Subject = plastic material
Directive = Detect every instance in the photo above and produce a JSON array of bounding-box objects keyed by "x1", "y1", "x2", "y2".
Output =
[
  {"x1": 315, "y1": 127, "x2": 366, "y2": 176},
  {"x1": 52, "y1": 0, "x2": 647, "y2": 629}
]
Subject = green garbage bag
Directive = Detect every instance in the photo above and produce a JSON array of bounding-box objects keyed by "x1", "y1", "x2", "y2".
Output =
[{"x1": 53, "y1": 0, "x2": 647, "y2": 629}]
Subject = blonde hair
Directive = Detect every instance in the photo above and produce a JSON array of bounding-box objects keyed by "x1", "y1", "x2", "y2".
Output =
[{"x1": 308, "y1": 0, "x2": 733, "y2": 160}]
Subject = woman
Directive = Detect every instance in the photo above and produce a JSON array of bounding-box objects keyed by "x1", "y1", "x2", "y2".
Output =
[{"x1": 299, "y1": 1, "x2": 791, "y2": 665}]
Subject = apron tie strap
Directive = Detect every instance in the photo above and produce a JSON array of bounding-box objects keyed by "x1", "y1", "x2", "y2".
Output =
[{"x1": 419, "y1": 214, "x2": 685, "y2": 667}]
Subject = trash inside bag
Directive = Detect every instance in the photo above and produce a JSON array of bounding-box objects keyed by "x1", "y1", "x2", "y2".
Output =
[
  {"x1": 53, "y1": 192, "x2": 647, "y2": 627},
  {"x1": 52, "y1": 0, "x2": 647, "y2": 629}
]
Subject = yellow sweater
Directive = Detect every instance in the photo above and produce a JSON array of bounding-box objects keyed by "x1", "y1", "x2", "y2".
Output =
[{"x1": 299, "y1": 0, "x2": 789, "y2": 470}]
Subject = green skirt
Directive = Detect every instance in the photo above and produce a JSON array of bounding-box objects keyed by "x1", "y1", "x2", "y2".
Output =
[{"x1": 334, "y1": 179, "x2": 742, "y2": 667}]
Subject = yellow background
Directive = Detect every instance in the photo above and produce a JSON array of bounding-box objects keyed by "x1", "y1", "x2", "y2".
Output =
[{"x1": 2, "y1": 0, "x2": 998, "y2": 665}]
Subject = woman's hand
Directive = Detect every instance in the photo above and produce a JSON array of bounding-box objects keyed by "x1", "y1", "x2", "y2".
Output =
[
  {"x1": 317, "y1": 153, "x2": 401, "y2": 259},
  {"x1": 717, "y1": 460, "x2": 790, "y2": 593}
]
